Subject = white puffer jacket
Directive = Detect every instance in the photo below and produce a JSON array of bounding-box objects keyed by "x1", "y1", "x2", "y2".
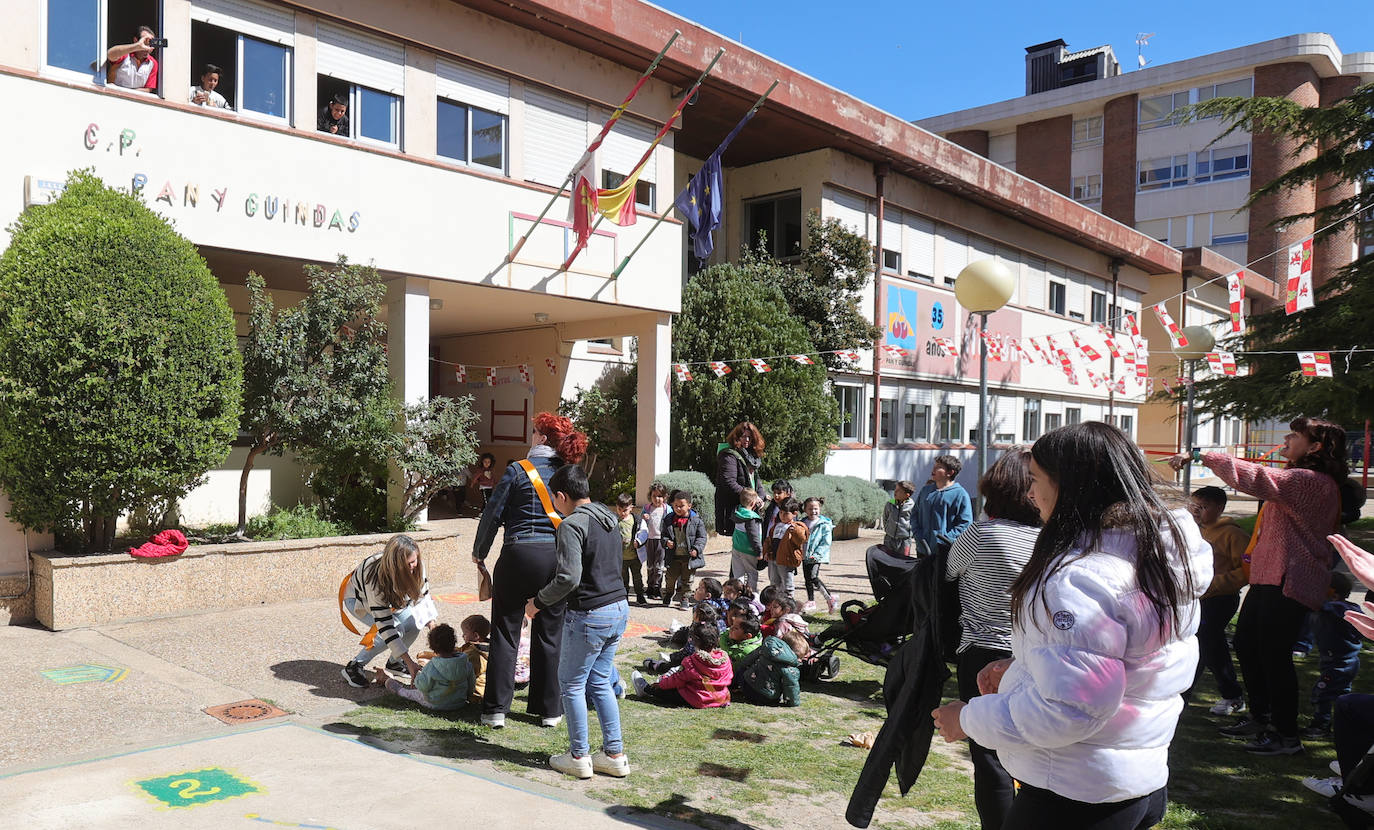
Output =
[{"x1": 959, "y1": 510, "x2": 1212, "y2": 803}]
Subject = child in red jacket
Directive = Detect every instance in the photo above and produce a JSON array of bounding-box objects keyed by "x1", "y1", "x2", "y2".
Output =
[{"x1": 632, "y1": 623, "x2": 731, "y2": 708}]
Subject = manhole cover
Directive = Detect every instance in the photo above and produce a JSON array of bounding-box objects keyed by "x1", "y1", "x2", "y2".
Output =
[{"x1": 203, "y1": 699, "x2": 288, "y2": 725}]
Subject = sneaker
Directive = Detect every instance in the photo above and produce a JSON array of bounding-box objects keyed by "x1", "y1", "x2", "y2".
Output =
[
  {"x1": 802, "y1": 601, "x2": 817, "y2": 612},
  {"x1": 1332, "y1": 760, "x2": 1344, "y2": 776},
  {"x1": 1301, "y1": 724, "x2": 1333, "y2": 740},
  {"x1": 1219, "y1": 718, "x2": 1270, "y2": 737},
  {"x1": 679, "y1": 600, "x2": 692, "y2": 610},
  {"x1": 480, "y1": 712, "x2": 506, "y2": 728},
  {"x1": 631, "y1": 670, "x2": 649, "y2": 697},
  {"x1": 1245, "y1": 732, "x2": 1303, "y2": 756},
  {"x1": 540, "y1": 715, "x2": 564, "y2": 728},
  {"x1": 1209, "y1": 698, "x2": 1245, "y2": 716},
  {"x1": 635, "y1": 595, "x2": 647, "y2": 605},
  {"x1": 1303, "y1": 776, "x2": 1342, "y2": 798},
  {"x1": 591, "y1": 750, "x2": 631, "y2": 777},
  {"x1": 386, "y1": 657, "x2": 408, "y2": 675},
  {"x1": 341, "y1": 660, "x2": 369, "y2": 688},
  {"x1": 826, "y1": 596, "x2": 839, "y2": 614},
  {"x1": 549, "y1": 752, "x2": 592, "y2": 779}
]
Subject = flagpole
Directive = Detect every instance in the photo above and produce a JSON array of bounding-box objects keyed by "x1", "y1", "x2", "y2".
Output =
[
  {"x1": 610, "y1": 79, "x2": 779, "y2": 280},
  {"x1": 504, "y1": 30, "x2": 680, "y2": 266},
  {"x1": 559, "y1": 47, "x2": 727, "y2": 273}
]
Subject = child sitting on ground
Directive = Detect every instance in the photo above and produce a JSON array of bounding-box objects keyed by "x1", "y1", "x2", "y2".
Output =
[
  {"x1": 730, "y1": 489, "x2": 764, "y2": 591},
  {"x1": 762, "y1": 594, "x2": 810, "y2": 639},
  {"x1": 374, "y1": 622, "x2": 474, "y2": 710},
  {"x1": 632, "y1": 623, "x2": 732, "y2": 708},
  {"x1": 1305, "y1": 571, "x2": 1363, "y2": 738},
  {"x1": 721, "y1": 604, "x2": 763, "y2": 667},
  {"x1": 723, "y1": 578, "x2": 767, "y2": 616},
  {"x1": 693, "y1": 577, "x2": 730, "y2": 618},
  {"x1": 459, "y1": 614, "x2": 491, "y2": 704},
  {"x1": 653, "y1": 602, "x2": 721, "y2": 669},
  {"x1": 735, "y1": 627, "x2": 803, "y2": 707},
  {"x1": 660, "y1": 491, "x2": 708, "y2": 610}
]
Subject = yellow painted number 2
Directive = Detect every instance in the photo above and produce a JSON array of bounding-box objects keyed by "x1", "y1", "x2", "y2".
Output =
[{"x1": 168, "y1": 778, "x2": 222, "y2": 800}]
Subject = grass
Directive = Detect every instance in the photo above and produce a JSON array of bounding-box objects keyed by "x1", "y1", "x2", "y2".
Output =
[{"x1": 335, "y1": 613, "x2": 1374, "y2": 829}]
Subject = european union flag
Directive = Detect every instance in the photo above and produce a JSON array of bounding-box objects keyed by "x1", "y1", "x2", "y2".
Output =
[{"x1": 675, "y1": 154, "x2": 722, "y2": 259}]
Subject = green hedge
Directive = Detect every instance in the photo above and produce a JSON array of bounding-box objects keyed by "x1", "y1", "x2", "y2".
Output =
[
  {"x1": 790, "y1": 474, "x2": 889, "y2": 527},
  {"x1": 654, "y1": 470, "x2": 716, "y2": 533}
]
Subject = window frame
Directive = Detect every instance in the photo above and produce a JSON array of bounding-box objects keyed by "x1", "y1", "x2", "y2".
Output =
[
  {"x1": 436, "y1": 96, "x2": 508, "y2": 174},
  {"x1": 1090, "y1": 291, "x2": 1107, "y2": 325},
  {"x1": 602, "y1": 169, "x2": 656, "y2": 211},
  {"x1": 903, "y1": 402, "x2": 930, "y2": 443},
  {"x1": 937, "y1": 404, "x2": 965, "y2": 444},
  {"x1": 1043, "y1": 413, "x2": 1062, "y2": 432},
  {"x1": 1065, "y1": 407, "x2": 1082, "y2": 425},
  {"x1": 1071, "y1": 115, "x2": 1103, "y2": 147},
  {"x1": 352, "y1": 83, "x2": 401, "y2": 149},
  {"x1": 1048, "y1": 281, "x2": 1067, "y2": 316},
  {"x1": 1138, "y1": 90, "x2": 1190, "y2": 130},
  {"x1": 881, "y1": 248, "x2": 901, "y2": 274},
  {"x1": 1138, "y1": 155, "x2": 1190, "y2": 191},
  {"x1": 42, "y1": 0, "x2": 107, "y2": 84},
  {"x1": 836, "y1": 385, "x2": 863, "y2": 442},
  {"x1": 1194, "y1": 145, "x2": 1250, "y2": 184},
  {"x1": 1022, "y1": 398, "x2": 1041, "y2": 442},
  {"x1": 1071, "y1": 173, "x2": 1102, "y2": 205},
  {"x1": 744, "y1": 191, "x2": 804, "y2": 262},
  {"x1": 876, "y1": 397, "x2": 896, "y2": 443},
  {"x1": 236, "y1": 32, "x2": 291, "y2": 124}
]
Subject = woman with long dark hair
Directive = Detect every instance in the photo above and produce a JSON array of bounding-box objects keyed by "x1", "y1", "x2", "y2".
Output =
[
  {"x1": 472, "y1": 412, "x2": 588, "y2": 729},
  {"x1": 934, "y1": 422, "x2": 1210, "y2": 829},
  {"x1": 1170, "y1": 416, "x2": 1348, "y2": 755},
  {"x1": 943, "y1": 449, "x2": 1041, "y2": 830},
  {"x1": 714, "y1": 421, "x2": 765, "y2": 536}
]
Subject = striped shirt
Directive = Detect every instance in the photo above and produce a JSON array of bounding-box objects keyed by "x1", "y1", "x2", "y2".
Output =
[
  {"x1": 348, "y1": 552, "x2": 431, "y2": 658},
  {"x1": 945, "y1": 519, "x2": 1039, "y2": 654}
]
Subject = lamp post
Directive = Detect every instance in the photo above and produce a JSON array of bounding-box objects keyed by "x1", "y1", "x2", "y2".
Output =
[
  {"x1": 1172, "y1": 325, "x2": 1216, "y2": 494},
  {"x1": 955, "y1": 259, "x2": 1015, "y2": 516}
]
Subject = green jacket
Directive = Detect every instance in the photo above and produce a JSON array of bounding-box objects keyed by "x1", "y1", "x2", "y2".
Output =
[
  {"x1": 719, "y1": 631, "x2": 762, "y2": 664},
  {"x1": 415, "y1": 654, "x2": 475, "y2": 710},
  {"x1": 735, "y1": 635, "x2": 801, "y2": 707},
  {"x1": 731, "y1": 506, "x2": 763, "y2": 557}
]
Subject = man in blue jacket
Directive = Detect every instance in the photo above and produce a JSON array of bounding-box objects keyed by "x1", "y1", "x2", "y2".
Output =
[{"x1": 913, "y1": 455, "x2": 973, "y2": 557}]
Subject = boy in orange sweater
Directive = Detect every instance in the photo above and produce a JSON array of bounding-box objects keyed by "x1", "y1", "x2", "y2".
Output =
[{"x1": 1190, "y1": 486, "x2": 1251, "y2": 716}]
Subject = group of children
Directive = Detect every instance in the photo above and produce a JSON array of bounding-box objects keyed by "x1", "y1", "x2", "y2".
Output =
[
  {"x1": 374, "y1": 613, "x2": 492, "y2": 711},
  {"x1": 630, "y1": 578, "x2": 820, "y2": 708},
  {"x1": 880, "y1": 455, "x2": 975, "y2": 559},
  {"x1": 727, "y1": 479, "x2": 838, "y2": 613}
]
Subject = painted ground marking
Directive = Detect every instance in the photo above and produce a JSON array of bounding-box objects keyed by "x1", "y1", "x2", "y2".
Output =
[
  {"x1": 40, "y1": 664, "x2": 128, "y2": 685},
  {"x1": 134, "y1": 767, "x2": 260, "y2": 808}
]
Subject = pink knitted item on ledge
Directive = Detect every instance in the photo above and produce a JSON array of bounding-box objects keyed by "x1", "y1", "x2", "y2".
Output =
[{"x1": 128, "y1": 529, "x2": 189, "y2": 559}]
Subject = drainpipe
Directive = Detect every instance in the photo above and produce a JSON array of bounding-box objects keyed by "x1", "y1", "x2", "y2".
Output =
[
  {"x1": 870, "y1": 163, "x2": 889, "y2": 484},
  {"x1": 1107, "y1": 259, "x2": 1121, "y2": 422}
]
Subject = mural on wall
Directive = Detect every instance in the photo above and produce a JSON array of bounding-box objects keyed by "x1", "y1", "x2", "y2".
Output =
[{"x1": 880, "y1": 282, "x2": 960, "y2": 377}]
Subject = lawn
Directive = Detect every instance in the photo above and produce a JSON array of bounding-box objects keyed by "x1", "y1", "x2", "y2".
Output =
[{"x1": 336, "y1": 616, "x2": 1374, "y2": 829}]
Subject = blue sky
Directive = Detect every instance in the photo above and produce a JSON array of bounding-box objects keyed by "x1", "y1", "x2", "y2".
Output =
[{"x1": 649, "y1": 0, "x2": 1371, "y2": 120}]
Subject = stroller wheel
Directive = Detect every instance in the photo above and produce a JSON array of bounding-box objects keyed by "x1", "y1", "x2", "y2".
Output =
[{"x1": 822, "y1": 654, "x2": 841, "y2": 679}]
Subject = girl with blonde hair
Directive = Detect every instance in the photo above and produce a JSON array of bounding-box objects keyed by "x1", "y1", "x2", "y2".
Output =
[{"x1": 341, "y1": 534, "x2": 432, "y2": 687}]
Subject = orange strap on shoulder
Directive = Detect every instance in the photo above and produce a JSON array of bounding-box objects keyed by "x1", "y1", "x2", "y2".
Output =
[
  {"x1": 338, "y1": 573, "x2": 378, "y2": 647},
  {"x1": 518, "y1": 459, "x2": 563, "y2": 529}
]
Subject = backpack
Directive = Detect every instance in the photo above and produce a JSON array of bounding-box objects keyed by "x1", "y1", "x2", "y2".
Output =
[{"x1": 1339, "y1": 478, "x2": 1367, "y2": 525}]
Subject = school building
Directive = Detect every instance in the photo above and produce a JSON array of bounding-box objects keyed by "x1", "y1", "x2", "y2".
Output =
[{"x1": 2, "y1": 0, "x2": 1257, "y2": 597}]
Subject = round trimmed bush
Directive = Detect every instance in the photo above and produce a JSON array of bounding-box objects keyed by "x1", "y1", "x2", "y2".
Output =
[{"x1": 653, "y1": 470, "x2": 715, "y2": 532}]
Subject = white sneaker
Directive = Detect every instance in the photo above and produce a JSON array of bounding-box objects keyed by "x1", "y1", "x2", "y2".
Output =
[
  {"x1": 540, "y1": 715, "x2": 563, "y2": 728},
  {"x1": 802, "y1": 601, "x2": 817, "y2": 612},
  {"x1": 826, "y1": 596, "x2": 839, "y2": 614},
  {"x1": 631, "y1": 670, "x2": 649, "y2": 697},
  {"x1": 549, "y1": 752, "x2": 592, "y2": 779},
  {"x1": 1209, "y1": 698, "x2": 1245, "y2": 716},
  {"x1": 1332, "y1": 760, "x2": 1344, "y2": 776},
  {"x1": 1304, "y1": 776, "x2": 1342, "y2": 798},
  {"x1": 591, "y1": 750, "x2": 631, "y2": 777},
  {"x1": 480, "y1": 712, "x2": 505, "y2": 728}
]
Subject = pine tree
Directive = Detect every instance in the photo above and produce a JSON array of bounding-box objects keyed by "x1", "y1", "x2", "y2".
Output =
[{"x1": 1182, "y1": 83, "x2": 1373, "y2": 423}]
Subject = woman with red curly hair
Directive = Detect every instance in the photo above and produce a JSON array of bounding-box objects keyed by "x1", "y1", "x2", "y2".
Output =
[{"x1": 472, "y1": 411, "x2": 588, "y2": 728}]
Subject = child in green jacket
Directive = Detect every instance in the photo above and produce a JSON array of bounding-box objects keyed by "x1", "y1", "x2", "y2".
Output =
[
  {"x1": 374, "y1": 623, "x2": 474, "y2": 711},
  {"x1": 730, "y1": 488, "x2": 764, "y2": 591}
]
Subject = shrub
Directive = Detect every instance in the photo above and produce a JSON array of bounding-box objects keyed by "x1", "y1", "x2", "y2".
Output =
[
  {"x1": 0, "y1": 169, "x2": 242, "y2": 552},
  {"x1": 654, "y1": 470, "x2": 716, "y2": 533},
  {"x1": 790, "y1": 474, "x2": 889, "y2": 527},
  {"x1": 246, "y1": 503, "x2": 348, "y2": 540}
]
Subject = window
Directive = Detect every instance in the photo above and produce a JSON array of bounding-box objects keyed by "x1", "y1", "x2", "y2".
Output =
[
  {"x1": 1065, "y1": 407, "x2": 1081, "y2": 425},
  {"x1": 882, "y1": 249, "x2": 901, "y2": 273},
  {"x1": 1118, "y1": 415, "x2": 1134, "y2": 438},
  {"x1": 192, "y1": 21, "x2": 293, "y2": 119},
  {"x1": 1139, "y1": 90, "x2": 1190, "y2": 130},
  {"x1": 318, "y1": 76, "x2": 400, "y2": 145},
  {"x1": 937, "y1": 405, "x2": 964, "y2": 444},
  {"x1": 1069, "y1": 311, "x2": 1084, "y2": 321},
  {"x1": 1072, "y1": 174, "x2": 1102, "y2": 204},
  {"x1": 903, "y1": 403, "x2": 930, "y2": 443},
  {"x1": 1195, "y1": 145, "x2": 1249, "y2": 183},
  {"x1": 1072, "y1": 116, "x2": 1103, "y2": 146},
  {"x1": 316, "y1": 22, "x2": 405, "y2": 147},
  {"x1": 1044, "y1": 413, "x2": 1062, "y2": 431},
  {"x1": 1138, "y1": 155, "x2": 1190, "y2": 191},
  {"x1": 908, "y1": 270, "x2": 934, "y2": 283},
  {"x1": 437, "y1": 99, "x2": 507, "y2": 172},
  {"x1": 1048, "y1": 281, "x2": 1066, "y2": 315},
  {"x1": 1211, "y1": 417, "x2": 1223, "y2": 446},
  {"x1": 995, "y1": 432, "x2": 1016, "y2": 444},
  {"x1": 48, "y1": 0, "x2": 162, "y2": 85},
  {"x1": 745, "y1": 193, "x2": 803, "y2": 260},
  {"x1": 602, "y1": 170, "x2": 655, "y2": 210},
  {"x1": 876, "y1": 398, "x2": 896, "y2": 442},
  {"x1": 1023, "y1": 398, "x2": 1041, "y2": 442},
  {"x1": 1090, "y1": 291, "x2": 1107, "y2": 325},
  {"x1": 836, "y1": 386, "x2": 862, "y2": 442},
  {"x1": 1197, "y1": 78, "x2": 1253, "y2": 107}
]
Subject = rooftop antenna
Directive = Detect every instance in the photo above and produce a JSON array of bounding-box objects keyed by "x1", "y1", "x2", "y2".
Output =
[{"x1": 1136, "y1": 33, "x2": 1155, "y2": 69}]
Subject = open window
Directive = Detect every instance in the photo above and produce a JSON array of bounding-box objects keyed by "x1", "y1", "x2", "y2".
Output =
[
  {"x1": 45, "y1": 0, "x2": 161, "y2": 89},
  {"x1": 316, "y1": 21, "x2": 404, "y2": 148},
  {"x1": 189, "y1": 0, "x2": 294, "y2": 120}
]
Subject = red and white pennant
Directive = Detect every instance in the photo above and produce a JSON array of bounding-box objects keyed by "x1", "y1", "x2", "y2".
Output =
[
  {"x1": 455, "y1": 364, "x2": 467, "y2": 383},
  {"x1": 749, "y1": 358, "x2": 771, "y2": 373},
  {"x1": 518, "y1": 364, "x2": 531, "y2": 383},
  {"x1": 1286, "y1": 238, "x2": 1314, "y2": 315},
  {"x1": 1298, "y1": 351, "x2": 1333, "y2": 377},
  {"x1": 708, "y1": 361, "x2": 731, "y2": 377},
  {"x1": 1226, "y1": 272, "x2": 1246, "y2": 333},
  {"x1": 545, "y1": 358, "x2": 558, "y2": 375},
  {"x1": 789, "y1": 354, "x2": 815, "y2": 365},
  {"x1": 1153, "y1": 303, "x2": 1189, "y2": 348},
  {"x1": 1071, "y1": 331, "x2": 1103, "y2": 362},
  {"x1": 1205, "y1": 351, "x2": 1238, "y2": 376},
  {"x1": 673, "y1": 364, "x2": 693, "y2": 382}
]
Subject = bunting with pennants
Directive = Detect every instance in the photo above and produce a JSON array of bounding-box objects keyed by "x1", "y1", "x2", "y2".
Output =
[
  {"x1": 930, "y1": 337, "x2": 959, "y2": 358},
  {"x1": 882, "y1": 344, "x2": 908, "y2": 358},
  {"x1": 486, "y1": 367, "x2": 498, "y2": 385},
  {"x1": 836, "y1": 350, "x2": 861, "y2": 362},
  {"x1": 1205, "y1": 351, "x2": 1238, "y2": 376},
  {"x1": 1097, "y1": 325, "x2": 1121, "y2": 358},
  {"x1": 1286, "y1": 237, "x2": 1314, "y2": 314},
  {"x1": 1071, "y1": 331, "x2": 1102, "y2": 362},
  {"x1": 789, "y1": 354, "x2": 815, "y2": 365},
  {"x1": 518, "y1": 364, "x2": 532, "y2": 383},
  {"x1": 545, "y1": 358, "x2": 558, "y2": 375},
  {"x1": 454, "y1": 364, "x2": 467, "y2": 383},
  {"x1": 1226, "y1": 272, "x2": 1246, "y2": 333},
  {"x1": 709, "y1": 361, "x2": 732, "y2": 377},
  {"x1": 673, "y1": 364, "x2": 693, "y2": 382},
  {"x1": 749, "y1": 358, "x2": 772, "y2": 373},
  {"x1": 1153, "y1": 303, "x2": 1188, "y2": 348},
  {"x1": 1298, "y1": 351, "x2": 1333, "y2": 377}
]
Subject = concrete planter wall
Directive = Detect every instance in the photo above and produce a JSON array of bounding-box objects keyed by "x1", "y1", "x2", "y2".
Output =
[
  {"x1": 28, "y1": 526, "x2": 466, "y2": 631},
  {"x1": 834, "y1": 519, "x2": 861, "y2": 540}
]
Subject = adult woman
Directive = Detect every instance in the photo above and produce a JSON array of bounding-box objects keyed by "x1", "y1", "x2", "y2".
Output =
[
  {"x1": 340, "y1": 534, "x2": 432, "y2": 687},
  {"x1": 943, "y1": 449, "x2": 1041, "y2": 830},
  {"x1": 714, "y1": 421, "x2": 765, "y2": 536},
  {"x1": 934, "y1": 422, "x2": 1210, "y2": 829},
  {"x1": 472, "y1": 412, "x2": 588, "y2": 728},
  {"x1": 1170, "y1": 416, "x2": 1348, "y2": 755}
]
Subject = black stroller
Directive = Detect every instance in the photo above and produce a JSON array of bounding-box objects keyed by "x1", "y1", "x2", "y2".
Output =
[{"x1": 811, "y1": 545, "x2": 926, "y2": 672}]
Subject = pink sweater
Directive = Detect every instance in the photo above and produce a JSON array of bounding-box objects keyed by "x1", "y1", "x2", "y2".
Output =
[{"x1": 1202, "y1": 452, "x2": 1339, "y2": 609}]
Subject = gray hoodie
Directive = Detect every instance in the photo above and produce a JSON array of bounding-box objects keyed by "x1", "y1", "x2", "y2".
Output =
[{"x1": 536, "y1": 502, "x2": 625, "y2": 611}]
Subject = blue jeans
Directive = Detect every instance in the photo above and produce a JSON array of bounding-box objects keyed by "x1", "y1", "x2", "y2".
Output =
[
  {"x1": 344, "y1": 597, "x2": 420, "y2": 666},
  {"x1": 558, "y1": 600, "x2": 628, "y2": 757}
]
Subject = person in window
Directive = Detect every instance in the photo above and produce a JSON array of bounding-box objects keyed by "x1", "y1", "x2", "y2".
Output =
[
  {"x1": 319, "y1": 94, "x2": 350, "y2": 135},
  {"x1": 190, "y1": 63, "x2": 229, "y2": 109},
  {"x1": 106, "y1": 26, "x2": 159, "y2": 93}
]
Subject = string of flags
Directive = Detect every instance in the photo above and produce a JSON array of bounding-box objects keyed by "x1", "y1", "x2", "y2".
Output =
[{"x1": 430, "y1": 358, "x2": 557, "y2": 387}]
